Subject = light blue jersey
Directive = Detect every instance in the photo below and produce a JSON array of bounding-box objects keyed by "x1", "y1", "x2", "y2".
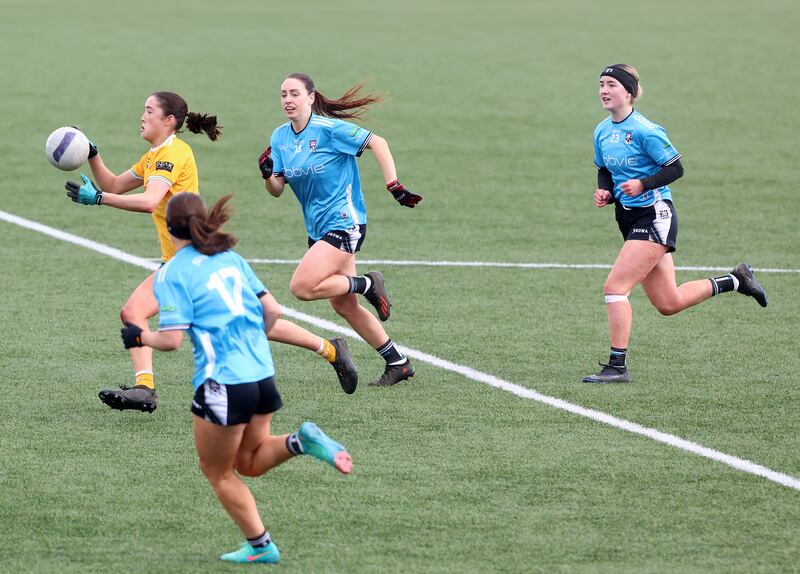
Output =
[
  {"x1": 593, "y1": 110, "x2": 681, "y2": 208},
  {"x1": 153, "y1": 245, "x2": 274, "y2": 390},
  {"x1": 270, "y1": 114, "x2": 372, "y2": 240}
]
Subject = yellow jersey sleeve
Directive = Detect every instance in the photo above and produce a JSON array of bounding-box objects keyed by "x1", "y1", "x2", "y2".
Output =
[{"x1": 130, "y1": 152, "x2": 147, "y2": 180}]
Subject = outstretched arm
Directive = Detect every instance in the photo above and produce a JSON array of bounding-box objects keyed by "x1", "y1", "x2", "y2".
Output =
[{"x1": 85, "y1": 142, "x2": 142, "y2": 195}]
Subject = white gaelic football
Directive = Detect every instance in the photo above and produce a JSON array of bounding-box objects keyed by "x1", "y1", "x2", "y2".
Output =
[{"x1": 45, "y1": 126, "x2": 90, "y2": 171}]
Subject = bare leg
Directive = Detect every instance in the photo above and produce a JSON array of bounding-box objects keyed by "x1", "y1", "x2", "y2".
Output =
[
  {"x1": 603, "y1": 240, "x2": 669, "y2": 349},
  {"x1": 234, "y1": 413, "x2": 294, "y2": 477},
  {"x1": 290, "y1": 242, "x2": 390, "y2": 348},
  {"x1": 641, "y1": 253, "x2": 714, "y2": 315},
  {"x1": 120, "y1": 272, "x2": 160, "y2": 380},
  {"x1": 193, "y1": 416, "x2": 264, "y2": 538}
]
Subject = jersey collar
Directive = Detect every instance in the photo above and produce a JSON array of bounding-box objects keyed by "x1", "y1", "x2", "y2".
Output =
[
  {"x1": 611, "y1": 109, "x2": 635, "y2": 124},
  {"x1": 291, "y1": 113, "x2": 314, "y2": 135},
  {"x1": 150, "y1": 134, "x2": 176, "y2": 152}
]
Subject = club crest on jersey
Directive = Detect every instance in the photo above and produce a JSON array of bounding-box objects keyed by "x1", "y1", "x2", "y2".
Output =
[
  {"x1": 624, "y1": 133, "x2": 633, "y2": 144},
  {"x1": 156, "y1": 161, "x2": 174, "y2": 172},
  {"x1": 309, "y1": 139, "x2": 317, "y2": 152}
]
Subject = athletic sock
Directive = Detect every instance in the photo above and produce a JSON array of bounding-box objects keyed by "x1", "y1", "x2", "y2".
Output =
[
  {"x1": 286, "y1": 433, "x2": 304, "y2": 456},
  {"x1": 134, "y1": 370, "x2": 155, "y2": 390},
  {"x1": 377, "y1": 339, "x2": 406, "y2": 366},
  {"x1": 609, "y1": 347, "x2": 628, "y2": 368},
  {"x1": 347, "y1": 275, "x2": 372, "y2": 295},
  {"x1": 709, "y1": 274, "x2": 739, "y2": 296},
  {"x1": 317, "y1": 338, "x2": 336, "y2": 363},
  {"x1": 247, "y1": 530, "x2": 271, "y2": 549}
]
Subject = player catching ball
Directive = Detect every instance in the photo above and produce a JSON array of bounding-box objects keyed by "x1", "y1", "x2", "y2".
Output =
[
  {"x1": 65, "y1": 92, "x2": 358, "y2": 413},
  {"x1": 65, "y1": 91, "x2": 221, "y2": 411}
]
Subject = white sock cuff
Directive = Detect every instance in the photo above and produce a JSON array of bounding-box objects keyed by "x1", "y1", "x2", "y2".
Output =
[
  {"x1": 605, "y1": 294, "x2": 629, "y2": 304},
  {"x1": 135, "y1": 370, "x2": 154, "y2": 377}
]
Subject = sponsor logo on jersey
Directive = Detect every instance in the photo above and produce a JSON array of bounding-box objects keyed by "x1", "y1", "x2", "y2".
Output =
[
  {"x1": 156, "y1": 161, "x2": 174, "y2": 172},
  {"x1": 659, "y1": 209, "x2": 671, "y2": 219},
  {"x1": 603, "y1": 155, "x2": 639, "y2": 167},
  {"x1": 309, "y1": 139, "x2": 317, "y2": 152},
  {"x1": 283, "y1": 164, "x2": 325, "y2": 177},
  {"x1": 632, "y1": 227, "x2": 649, "y2": 234}
]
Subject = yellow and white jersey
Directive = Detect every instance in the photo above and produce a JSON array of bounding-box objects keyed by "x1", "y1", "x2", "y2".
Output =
[{"x1": 130, "y1": 135, "x2": 199, "y2": 261}]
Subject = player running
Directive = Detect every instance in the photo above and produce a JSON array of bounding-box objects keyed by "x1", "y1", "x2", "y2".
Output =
[
  {"x1": 120, "y1": 191, "x2": 352, "y2": 564},
  {"x1": 584, "y1": 64, "x2": 767, "y2": 384},
  {"x1": 65, "y1": 92, "x2": 358, "y2": 413},
  {"x1": 259, "y1": 73, "x2": 421, "y2": 387}
]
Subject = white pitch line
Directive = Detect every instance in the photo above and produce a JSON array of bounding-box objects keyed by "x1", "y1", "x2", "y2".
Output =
[
  {"x1": 3, "y1": 208, "x2": 799, "y2": 491},
  {"x1": 244, "y1": 258, "x2": 799, "y2": 274}
]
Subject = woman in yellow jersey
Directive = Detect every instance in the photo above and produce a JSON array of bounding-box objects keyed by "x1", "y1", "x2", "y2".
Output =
[
  {"x1": 66, "y1": 92, "x2": 359, "y2": 413},
  {"x1": 65, "y1": 91, "x2": 220, "y2": 412}
]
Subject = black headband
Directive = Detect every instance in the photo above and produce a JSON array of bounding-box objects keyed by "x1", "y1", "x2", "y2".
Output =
[{"x1": 600, "y1": 65, "x2": 638, "y2": 97}]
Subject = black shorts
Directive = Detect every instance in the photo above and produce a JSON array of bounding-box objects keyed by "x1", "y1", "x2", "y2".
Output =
[
  {"x1": 308, "y1": 224, "x2": 367, "y2": 254},
  {"x1": 191, "y1": 376, "x2": 282, "y2": 426},
  {"x1": 615, "y1": 199, "x2": 678, "y2": 253}
]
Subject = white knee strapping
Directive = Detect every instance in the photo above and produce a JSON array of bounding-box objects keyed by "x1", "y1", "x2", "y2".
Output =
[{"x1": 605, "y1": 294, "x2": 628, "y2": 304}]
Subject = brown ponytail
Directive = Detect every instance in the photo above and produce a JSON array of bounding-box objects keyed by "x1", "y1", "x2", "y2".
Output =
[
  {"x1": 166, "y1": 192, "x2": 237, "y2": 256},
  {"x1": 186, "y1": 111, "x2": 223, "y2": 141},
  {"x1": 151, "y1": 91, "x2": 223, "y2": 141},
  {"x1": 287, "y1": 73, "x2": 383, "y2": 120}
]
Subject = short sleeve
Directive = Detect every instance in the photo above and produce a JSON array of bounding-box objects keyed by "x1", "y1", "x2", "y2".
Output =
[
  {"x1": 269, "y1": 130, "x2": 284, "y2": 177},
  {"x1": 239, "y1": 255, "x2": 268, "y2": 297},
  {"x1": 154, "y1": 267, "x2": 193, "y2": 330},
  {"x1": 593, "y1": 125, "x2": 604, "y2": 169},
  {"x1": 642, "y1": 127, "x2": 681, "y2": 167},
  {"x1": 330, "y1": 119, "x2": 372, "y2": 157},
  {"x1": 130, "y1": 151, "x2": 147, "y2": 180}
]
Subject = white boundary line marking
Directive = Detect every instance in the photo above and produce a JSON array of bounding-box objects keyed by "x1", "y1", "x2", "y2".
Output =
[
  {"x1": 3, "y1": 209, "x2": 799, "y2": 491},
  {"x1": 244, "y1": 258, "x2": 797, "y2": 274}
]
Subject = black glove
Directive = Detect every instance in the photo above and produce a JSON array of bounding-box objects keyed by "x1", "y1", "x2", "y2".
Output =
[
  {"x1": 387, "y1": 180, "x2": 422, "y2": 208},
  {"x1": 70, "y1": 126, "x2": 98, "y2": 159},
  {"x1": 121, "y1": 322, "x2": 144, "y2": 349},
  {"x1": 258, "y1": 146, "x2": 273, "y2": 179}
]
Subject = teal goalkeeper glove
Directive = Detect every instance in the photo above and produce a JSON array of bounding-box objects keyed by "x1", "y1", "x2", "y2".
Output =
[{"x1": 65, "y1": 174, "x2": 103, "y2": 205}]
